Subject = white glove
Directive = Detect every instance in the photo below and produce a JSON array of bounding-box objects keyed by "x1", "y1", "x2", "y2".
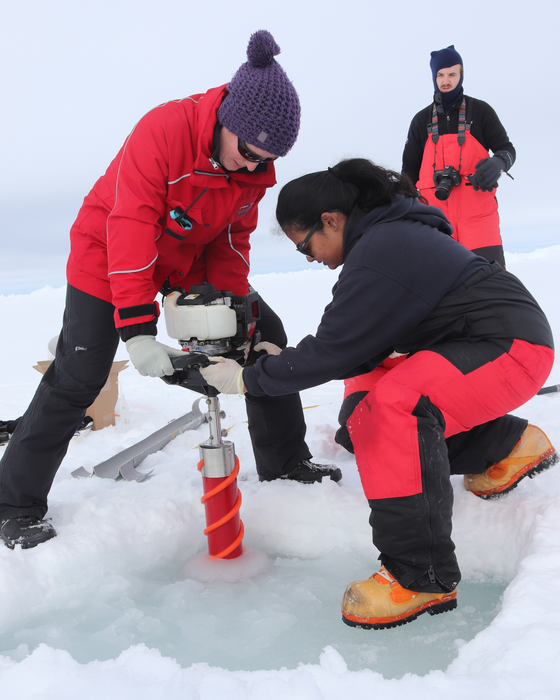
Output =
[
  {"x1": 125, "y1": 335, "x2": 184, "y2": 377},
  {"x1": 199, "y1": 357, "x2": 245, "y2": 394},
  {"x1": 253, "y1": 341, "x2": 282, "y2": 355}
]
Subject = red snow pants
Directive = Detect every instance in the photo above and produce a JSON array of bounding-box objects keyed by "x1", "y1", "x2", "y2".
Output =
[
  {"x1": 346, "y1": 339, "x2": 554, "y2": 592},
  {"x1": 416, "y1": 131, "x2": 505, "y2": 266}
]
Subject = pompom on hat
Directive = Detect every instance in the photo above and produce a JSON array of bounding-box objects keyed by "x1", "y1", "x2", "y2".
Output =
[{"x1": 217, "y1": 30, "x2": 301, "y2": 157}]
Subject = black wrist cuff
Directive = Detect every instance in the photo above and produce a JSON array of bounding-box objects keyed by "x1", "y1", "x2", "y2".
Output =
[
  {"x1": 494, "y1": 151, "x2": 513, "y2": 171},
  {"x1": 118, "y1": 321, "x2": 158, "y2": 342}
]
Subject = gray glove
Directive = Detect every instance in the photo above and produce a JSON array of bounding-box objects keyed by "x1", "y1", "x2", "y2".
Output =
[
  {"x1": 200, "y1": 357, "x2": 245, "y2": 394},
  {"x1": 125, "y1": 335, "x2": 184, "y2": 377}
]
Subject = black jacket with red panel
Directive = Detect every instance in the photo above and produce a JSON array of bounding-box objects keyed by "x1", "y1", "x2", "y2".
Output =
[{"x1": 243, "y1": 196, "x2": 552, "y2": 397}]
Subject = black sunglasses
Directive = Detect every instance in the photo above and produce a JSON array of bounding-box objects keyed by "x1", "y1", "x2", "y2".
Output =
[
  {"x1": 237, "y1": 137, "x2": 277, "y2": 164},
  {"x1": 296, "y1": 220, "x2": 321, "y2": 257}
]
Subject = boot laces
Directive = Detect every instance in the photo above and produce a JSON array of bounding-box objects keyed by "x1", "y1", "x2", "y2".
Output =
[{"x1": 373, "y1": 568, "x2": 397, "y2": 586}]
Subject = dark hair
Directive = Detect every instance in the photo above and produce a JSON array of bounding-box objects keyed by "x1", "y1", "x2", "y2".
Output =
[{"x1": 276, "y1": 158, "x2": 420, "y2": 233}]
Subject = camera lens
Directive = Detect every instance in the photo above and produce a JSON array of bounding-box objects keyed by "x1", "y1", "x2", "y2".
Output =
[
  {"x1": 435, "y1": 179, "x2": 453, "y2": 201},
  {"x1": 433, "y1": 167, "x2": 461, "y2": 201}
]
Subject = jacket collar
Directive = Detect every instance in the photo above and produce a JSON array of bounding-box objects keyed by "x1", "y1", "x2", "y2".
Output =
[{"x1": 191, "y1": 85, "x2": 277, "y2": 189}]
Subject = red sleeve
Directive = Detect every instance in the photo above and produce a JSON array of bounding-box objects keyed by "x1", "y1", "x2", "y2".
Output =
[{"x1": 106, "y1": 111, "x2": 173, "y2": 327}]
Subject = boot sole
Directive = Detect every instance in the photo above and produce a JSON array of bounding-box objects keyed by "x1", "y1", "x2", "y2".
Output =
[
  {"x1": 19, "y1": 529, "x2": 57, "y2": 549},
  {"x1": 259, "y1": 468, "x2": 342, "y2": 484},
  {"x1": 0, "y1": 525, "x2": 57, "y2": 550},
  {"x1": 472, "y1": 448, "x2": 559, "y2": 500},
  {"x1": 341, "y1": 592, "x2": 457, "y2": 630}
]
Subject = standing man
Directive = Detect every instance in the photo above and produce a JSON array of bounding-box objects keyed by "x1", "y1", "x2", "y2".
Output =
[
  {"x1": 402, "y1": 45, "x2": 515, "y2": 266},
  {"x1": 0, "y1": 30, "x2": 340, "y2": 551}
]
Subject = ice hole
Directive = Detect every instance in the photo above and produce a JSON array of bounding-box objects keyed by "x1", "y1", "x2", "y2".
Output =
[{"x1": 0, "y1": 544, "x2": 508, "y2": 678}]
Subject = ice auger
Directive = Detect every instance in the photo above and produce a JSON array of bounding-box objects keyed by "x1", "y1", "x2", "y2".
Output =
[{"x1": 161, "y1": 283, "x2": 261, "y2": 559}]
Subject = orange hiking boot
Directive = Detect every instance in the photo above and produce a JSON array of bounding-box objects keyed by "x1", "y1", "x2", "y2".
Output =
[
  {"x1": 341, "y1": 567, "x2": 457, "y2": 630},
  {"x1": 464, "y1": 425, "x2": 558, "y2": 500}
]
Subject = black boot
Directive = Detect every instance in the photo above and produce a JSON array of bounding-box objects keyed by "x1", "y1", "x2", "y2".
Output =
[
  {"x1": 0, "y1": 516, "x2": 57, "y2": 549},
  {"x1": 259, "y1": 459, "x2": 342, "y2": 484}
]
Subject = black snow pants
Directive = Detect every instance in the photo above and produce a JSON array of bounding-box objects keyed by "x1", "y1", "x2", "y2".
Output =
[{"x1": 0, "y1": 285, "x2": 311, "y2": 520}]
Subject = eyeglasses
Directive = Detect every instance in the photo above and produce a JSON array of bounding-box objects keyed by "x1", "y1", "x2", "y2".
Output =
[
  {"x1": 296, "y1": 220, "x2": 321, "y2": 257},
  {"x1": 237, "y1": 137, "x2": 277, "y2": 164}
]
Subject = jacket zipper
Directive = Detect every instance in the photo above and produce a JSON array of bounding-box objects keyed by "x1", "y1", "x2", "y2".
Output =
[
  {"x1": 194, "y1": 168, "x2": 229, "y2": 179},
  {"x1": 193, "y1": 156, "x2": 229, "y2": 179}
]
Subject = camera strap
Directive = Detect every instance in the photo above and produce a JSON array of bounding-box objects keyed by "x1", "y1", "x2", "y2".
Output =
[
  {"x1": 457, "y1": 98, "x2": 470, "y2": 146},
  {"x1": 428, "y1": 97, "x2": 471, "y2": 145},
  {"x1": 429, "y1": 97, "x2": 472, "y2": 175}
]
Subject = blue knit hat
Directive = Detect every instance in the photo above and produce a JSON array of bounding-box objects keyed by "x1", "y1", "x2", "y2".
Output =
[
  {"x1": 217, "y1": 30, "x2": 301, "y2": 157},
  {"x1": 430, "y1": 45, "x2": 463, "y2": 91}
]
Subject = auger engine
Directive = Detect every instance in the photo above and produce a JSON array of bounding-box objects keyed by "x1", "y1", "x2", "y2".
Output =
[{"x1": 163, "y1": 283, "x2": 260, "y2": 358}]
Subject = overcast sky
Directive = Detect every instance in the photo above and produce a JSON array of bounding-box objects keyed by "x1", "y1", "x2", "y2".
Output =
[{"x1": 1, "y1": 0, "x2": 558, "y2": 293}]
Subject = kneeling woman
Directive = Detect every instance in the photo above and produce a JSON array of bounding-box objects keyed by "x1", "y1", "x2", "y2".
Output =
[{"x1": 201, "y1": 158, "x2": 557, "y2": 629}]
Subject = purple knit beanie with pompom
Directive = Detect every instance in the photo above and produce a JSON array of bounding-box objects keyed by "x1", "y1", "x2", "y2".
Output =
[{"x1": 217, "y1": 30, "x2": 301, "y2": 157}]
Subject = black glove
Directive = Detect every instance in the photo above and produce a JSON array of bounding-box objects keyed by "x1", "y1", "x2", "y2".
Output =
[
  {"x1": 472, "y1": 156, "x2": 506, "y2": 192},
  {"x1": 467, "y1": 172, "x2": 481, "y2": 190}
]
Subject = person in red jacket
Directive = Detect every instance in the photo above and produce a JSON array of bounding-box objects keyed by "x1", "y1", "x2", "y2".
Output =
[{"x1": 0, "y1": 30, "x2": 340, "y2": 551}]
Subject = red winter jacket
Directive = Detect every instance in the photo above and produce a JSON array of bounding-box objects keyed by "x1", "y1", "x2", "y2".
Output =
[{"x1": 66, "y1": 85, "x2": 277, "y2": 330}]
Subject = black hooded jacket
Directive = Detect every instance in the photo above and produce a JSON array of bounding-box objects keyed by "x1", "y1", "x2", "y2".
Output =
[{"x1": 243, "y1": 196, "x2": 552, "y2": 397}]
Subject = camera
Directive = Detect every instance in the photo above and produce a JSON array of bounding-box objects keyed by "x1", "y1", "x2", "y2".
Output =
[{"x1": 433, "y1": 166, "x2": 462, "y2": 201}]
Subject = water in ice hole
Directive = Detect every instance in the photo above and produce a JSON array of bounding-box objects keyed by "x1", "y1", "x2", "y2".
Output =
[{"x1": 1, "y1": 543, "x2": 505, "y2": 679}]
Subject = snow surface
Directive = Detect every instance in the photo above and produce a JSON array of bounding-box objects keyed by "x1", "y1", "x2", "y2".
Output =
[{"x1": 1, "y1": 247, "x2": 560, "y2": 699}]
